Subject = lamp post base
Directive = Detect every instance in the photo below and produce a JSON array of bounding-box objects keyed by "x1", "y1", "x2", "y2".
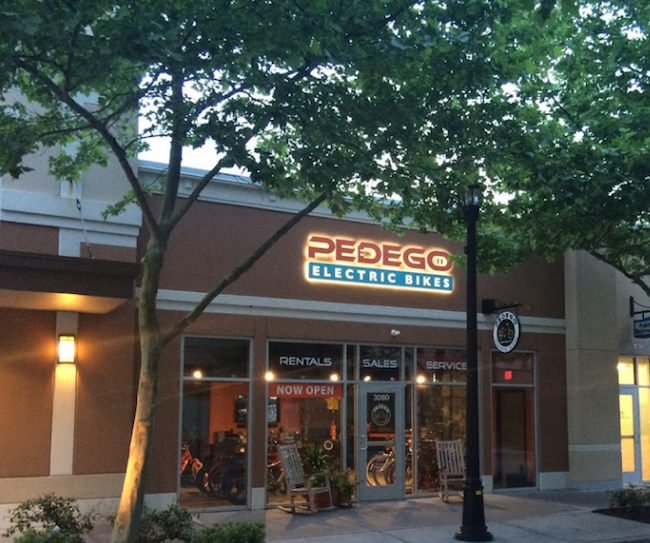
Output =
[{"x1": 455, "y1": 481, "x2": 493, "y2": 542}]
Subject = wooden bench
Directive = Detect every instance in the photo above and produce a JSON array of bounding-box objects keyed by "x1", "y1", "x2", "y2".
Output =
[
  {"x1": 277, "y1": 444, "x2": 334, "y2": 513},
  {"x1": 435, "y1": 440, "x2": 466, "y2": 502}
]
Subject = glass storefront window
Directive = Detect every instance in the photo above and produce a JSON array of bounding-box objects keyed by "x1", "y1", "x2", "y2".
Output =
[
  {"x1": 347, "y1": 345, "x2": 355, "y2": 381},
  {"x1": 266, "y1": 341, "x2": 345, "y2": 505},
  {"x1": 415, "y1": 348, "x2": 467, "y2": 383},
  {"x1": 415, "y1": 384, "x2": 467, "y2": 443},
  {"x1": 184, "y1": 337, "x2": 249, "y2": 379},
  {"x1": 181, "y1": 338, "x2": 250, "y2": 509},
  {"x1": 268, "y1": 342, "x2": 343, "y2": 381},
  {"x1": 618, "y1": 357, "x2": 636, "y2": 385},
  {"x1": 412, "y1": 384, "x2": 466, "y2": 495},
  {"x1": 181, "y1": 379, "x2": 249, "y2": 508},
  {"x1": 638, "y1": 358, "x2": 650, "y2": 386},
  {"x1": 359, "y1": 345, "x2": 401, "y2": 381},
  {"x1": 640, "y1": 388, "x2": 650, "y2": 480}
]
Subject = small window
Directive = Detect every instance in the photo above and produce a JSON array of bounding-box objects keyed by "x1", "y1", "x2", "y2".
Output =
[
  {"x1": 359, "y1": 345, "x2": 401, "y2": 381},
  {"x1": 415, "y1": 348, "x2": 467, "y2": 383},
  {"x1": 618, "y1": 357, "x2": 635, "y2": 385},
  {"x1": 183, "y1": 337, "x2": 249, "y2": 379},
  {"x1": 492, "y1": 352, "x2": 534, "y2": 385},
  {"x1": 268, "y1": 342, "x2": 343, "y2": 381},
  {"x1": 637, "y1": 358, "x2": 650, "y2": 386}
]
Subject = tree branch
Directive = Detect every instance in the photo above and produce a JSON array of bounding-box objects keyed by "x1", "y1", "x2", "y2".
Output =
[
  {"x1": 15, "y1": 61, "x2": 160, "y2": 237},
  {"x1": 161, "y1": 190, "x2": 328, "y2": 343},
  {"x1": 589, "y1": 249, "x2": 650, "y2": 298}
]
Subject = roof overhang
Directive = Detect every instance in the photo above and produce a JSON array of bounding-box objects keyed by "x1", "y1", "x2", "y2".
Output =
[{"x1": 0, "y1": 250, "x2": 139, "y2": 314}]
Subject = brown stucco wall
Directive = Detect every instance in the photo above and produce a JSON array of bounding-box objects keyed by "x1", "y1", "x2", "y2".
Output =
[
  {"x1": 155, "y1": 200, "x2": 565, "y2": 320},
  {"x1": 74, "y1": 303, "x2": 137, "y2": 474},
  {"x1": 0, "y1": 223, "x2": 58, "y2": 255},
  {"x1": 0, "y1": 309, "x2": 56, "y2": 477},
  {"x1": 82, "y1": 243, "x2": 138, "y2": 263}
]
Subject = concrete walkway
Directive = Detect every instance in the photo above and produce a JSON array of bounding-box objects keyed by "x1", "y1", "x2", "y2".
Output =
[{"x1": 83, "y1": 490, "x2": 650, "y2": 543}]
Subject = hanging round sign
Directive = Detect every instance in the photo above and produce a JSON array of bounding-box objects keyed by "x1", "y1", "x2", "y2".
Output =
[{"x1": 493, "y1": 311, "x2": 521, "y2": 353}]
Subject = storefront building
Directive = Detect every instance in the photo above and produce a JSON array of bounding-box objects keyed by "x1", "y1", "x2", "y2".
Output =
[{"x1": 0, "y1": 159, "x2": 642, "y2": 515}]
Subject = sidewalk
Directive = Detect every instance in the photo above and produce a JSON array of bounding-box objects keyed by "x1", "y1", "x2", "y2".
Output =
[{"x1": 85, "y1": 490, "x2": 650, "y2": 543}]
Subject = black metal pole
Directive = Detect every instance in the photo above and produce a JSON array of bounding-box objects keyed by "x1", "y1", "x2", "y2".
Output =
[{"x1": 456, "y1": 193, "x2": 492, "y2": 542}]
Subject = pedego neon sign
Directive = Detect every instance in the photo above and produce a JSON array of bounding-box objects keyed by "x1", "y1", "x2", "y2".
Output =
[{"x1": 304, "y1": 234, "x2": 454, "y2": 294}]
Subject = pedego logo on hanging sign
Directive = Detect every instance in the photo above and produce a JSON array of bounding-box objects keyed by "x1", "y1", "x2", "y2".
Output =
[{"x1": 493, "y1": 311, "x2": 521, "y2": 353}]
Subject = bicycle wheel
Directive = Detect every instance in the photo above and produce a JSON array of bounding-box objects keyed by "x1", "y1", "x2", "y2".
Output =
[
  {"x1": 384, "y1": 461, "x2": 396, "y2": 485},
  {"x1": 207, "y1": 464, "x2": 224, "y2": 497},
  {"x1": 222, "y1": 462, "x2": 247, "y2": 504},
  {"x1": 195, "y1": 466, "x2": 211, "y2": 494},
  {"x1": 366, "y1": 454, "x2": 387, "y2": 486}
]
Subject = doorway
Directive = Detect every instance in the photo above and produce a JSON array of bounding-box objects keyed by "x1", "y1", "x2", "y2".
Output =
[
  {"x1": 619, "y1": 386, "x2": 650, "y2": 484},
  {"x1": 357, "y1": 382, "x2": 405, "y2": 501},
  {"x1": 493, "y1": 388, "x2": 535, "y2": 488}
]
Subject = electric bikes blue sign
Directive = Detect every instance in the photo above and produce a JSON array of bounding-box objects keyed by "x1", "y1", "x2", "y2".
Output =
[{"x1": 304, "y1": 234, "x2": 454, "y2": 294}]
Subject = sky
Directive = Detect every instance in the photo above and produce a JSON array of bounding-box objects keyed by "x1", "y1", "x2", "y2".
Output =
[{"x1": 139, "y1": 137, "x2": 217, "y2": 170}]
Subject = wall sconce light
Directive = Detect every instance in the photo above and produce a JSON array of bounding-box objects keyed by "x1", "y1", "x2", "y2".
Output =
[
  {"x1": 390, "y1": 329, "x2": 401, "y2": 337},
  {"x1": 58, "y1": 335, "x2": 76, "y2": 364}
]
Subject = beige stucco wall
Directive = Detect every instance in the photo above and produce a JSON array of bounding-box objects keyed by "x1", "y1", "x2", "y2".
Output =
[
  {"x1": 2, "y1": 90, "x2": 135, "y2": 205},
  {"x1": 565, "y1": 250, "x2": 622, "y2": 488}
]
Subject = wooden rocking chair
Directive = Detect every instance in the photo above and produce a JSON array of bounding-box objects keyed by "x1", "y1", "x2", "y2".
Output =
[
  {"x1": 277, "y1": 443, "x2": 334, "y2": 513},
  {"x1": 436, "y1": 439, "x2": 466, "y2": 502}
]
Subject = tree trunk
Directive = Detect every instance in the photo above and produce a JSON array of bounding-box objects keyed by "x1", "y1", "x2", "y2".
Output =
[
  {"x1": 111, "y1": 239, "x2": 165, "y2": 543},
  {"x1": 110, "y1": 331, "x2": 163, "y2": 543}
]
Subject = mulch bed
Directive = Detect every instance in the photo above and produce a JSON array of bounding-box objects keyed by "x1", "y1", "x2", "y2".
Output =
[{"x1": 595, "y1": 507, "x2": 650, "y2": 524}]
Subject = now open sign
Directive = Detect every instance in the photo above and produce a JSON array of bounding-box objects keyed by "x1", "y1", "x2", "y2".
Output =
[{"x1": 269, "y1": 383, "x2": 343, "y2": 398}]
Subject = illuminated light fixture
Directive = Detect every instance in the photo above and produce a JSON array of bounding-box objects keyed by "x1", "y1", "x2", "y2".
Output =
[
  {"x1": 416, "y1": 374, "x2": 426, "y2": 384},
  {"x1": 329, "y1": 373, "x2": 340, "y2": 382},
  {"x1": 58, "y1": 335, "x2": 76, "y2": 364},
  {"x1": 265, "y1": 371, "x2": 276, "y2": 381},
  {"x1": 363, "y1": 375, "x2": 371, "y2": 382},
  {"x1": 192, "y1": 370, "x2": 204, "y2": 379}
]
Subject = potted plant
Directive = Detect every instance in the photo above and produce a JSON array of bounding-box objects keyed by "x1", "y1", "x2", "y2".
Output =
[
  {"x1": 301, "y1": 444, "x2": 329, "y2": 474},
  {"x1": 331, "y1": 471, "x2": 356, "y2": 507},
  {"x1": 300, "y1": 445, "x2": 334, "y2": 510}
]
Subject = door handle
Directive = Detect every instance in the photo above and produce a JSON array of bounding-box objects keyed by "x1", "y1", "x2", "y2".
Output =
[{"x1": 360, "y1": 435, "x2": 368, "y2": 451}]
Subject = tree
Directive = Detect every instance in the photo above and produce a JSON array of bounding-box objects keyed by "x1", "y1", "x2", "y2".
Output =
[
  {"x1": 0, "y1": 1, "x2": 538, "y2": 542},
  {"x1": 467, "y1": 1, "x2": 650, "y2": 291}
]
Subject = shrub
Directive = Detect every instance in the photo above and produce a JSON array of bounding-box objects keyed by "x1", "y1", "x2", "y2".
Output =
[
  {"x1": 190, "y1": 522, "x2": 265, "y2": 543},
  {"x1": 110, "y1": 503, "x2": 196, "y2": 543},
  {"x1": 13, "y1": 528, "x2": 81, "y2": 543},
  {"x1": 3, "y1": 494, "x2": 94, "y2": 543},
  {"x1": 609, "y1": 485, "x2": 650, "y2": 508}
]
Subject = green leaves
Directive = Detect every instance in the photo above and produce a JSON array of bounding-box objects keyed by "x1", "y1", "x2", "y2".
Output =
[{"x1": 469, "y1": 0, "x2": 650, "y2": 287}]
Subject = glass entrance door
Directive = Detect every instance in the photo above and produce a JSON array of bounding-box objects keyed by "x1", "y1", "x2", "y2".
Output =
[
  {"x1": 357, "y1": 382, "x2": 404, "y2": 501},
  {"x1": 619, "y1": 387, "x2": 644, "y2": 484}
]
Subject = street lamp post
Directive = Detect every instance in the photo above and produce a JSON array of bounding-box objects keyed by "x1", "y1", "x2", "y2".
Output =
[{"x1": 456, "y1": 185, "x2": 493, "y2": 542}]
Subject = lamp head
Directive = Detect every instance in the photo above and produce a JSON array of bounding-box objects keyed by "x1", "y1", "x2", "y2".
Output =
[
  {"x1": 57, "y1": 335, "x2": 76, "y2": 364},
  {"x1": 462, "y1": 184, "x2": 482, "y2": 210}
]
